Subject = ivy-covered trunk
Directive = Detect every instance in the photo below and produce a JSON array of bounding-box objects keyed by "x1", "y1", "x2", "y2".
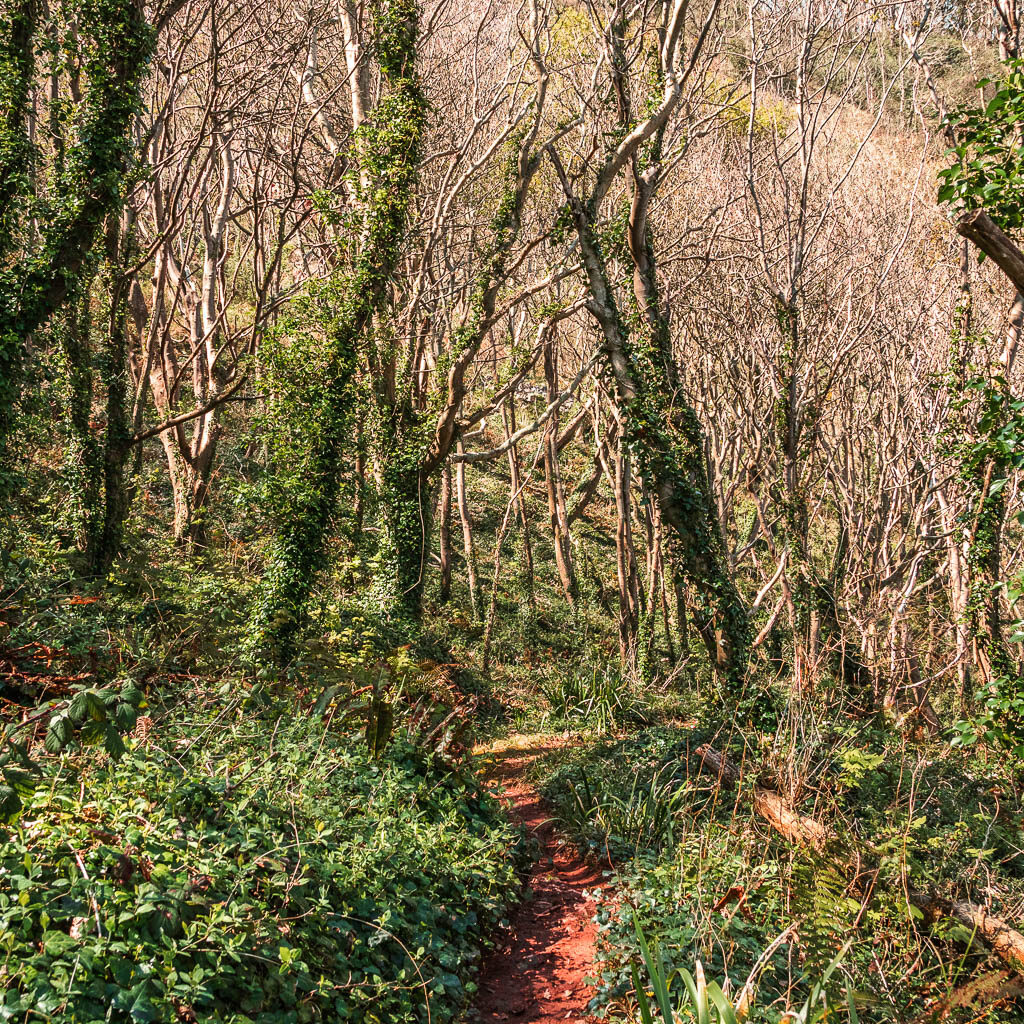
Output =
[
  {"x1": 359, "y1": 126, "x2": 547, "y2": 625},
  {"x1": 772, "y1": 301, "x2": 818, "y2": 692},
  {"x1": 56, "y1": 289, "x2": 103, "y2": 551},
  {"x1": 573, "y1": 197, "x2": 752, "y2": 702},
  {"x1": 89, "y1": 219, "x2": 136, "y2": 575},
  {"x1": 543, "y1": 338, "x2": 578, "y2": 607},
  {"x1": 375, "y1": 421, "x2": 435, "y2": 617},
  {"x1": 252, "y1": 0, "x2": 426, "y2": 665},
  {"x1": 49, "y1": 216, "x2": 140, "y2": 577},
  {"x1": 0, "y1": 0, "x2": 154, "y2": 499},
  {"x1": 966, "y1": 449, "x2": 1013, "y2": 684},
  {"x1": 549, "y1": 110, "x2": 766, "y2": 717}
]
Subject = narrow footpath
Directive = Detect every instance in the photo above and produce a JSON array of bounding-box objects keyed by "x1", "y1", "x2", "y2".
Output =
[{"x1": 473, "y1": 736, "x2": 606, "y2": 1023}]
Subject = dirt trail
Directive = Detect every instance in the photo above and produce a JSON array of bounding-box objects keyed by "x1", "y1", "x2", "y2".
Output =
[{"x1": 473, "y1": 736, "x2": 606, "y2": 1023}]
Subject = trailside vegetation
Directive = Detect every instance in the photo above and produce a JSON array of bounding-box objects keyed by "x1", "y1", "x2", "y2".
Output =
[{"x1": 5, "y1": 1, "x2": 1024, "y2": 1022}]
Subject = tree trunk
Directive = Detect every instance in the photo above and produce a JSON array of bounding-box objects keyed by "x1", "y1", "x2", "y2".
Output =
[
  {"x1": 551, "y1": 160, "x2": 758, "y2": 715},
  {"x1": 482, "y1": 496, "x2": 517, "y2": 674},
  {"x1": 353, "y1": 413, "x2": 365, "y2": 544},
  {"x1": 57, "y1": 286, "x2": 102, "y2": 554},
  {"x1": 611, "y1": 430, "x2": 640, "y2": 666},
  {"x1": 956, "y1": 211, "x2": 1024, "y2": 686},
  {"x1": 543, "y1": 339, "x2": 577, "y2": 607},
  {"x1": 0, "y1": 0, "x2": 154, "y2": 487},
  {"x1": 438, "y1": 463, "x2": 453, "y2": 604},
  {"x1": 455, "y1": 438, "x2": 480, "y2": 620},
  {"x1": 90, "y1": 219, "x2": 135, "y2": 574},
  {"x1": 504, "y1": 398, "x2": 535, "y2": 609},
  {"x1": 250, "y1": 0, "x2": 425, "y2": 665}
]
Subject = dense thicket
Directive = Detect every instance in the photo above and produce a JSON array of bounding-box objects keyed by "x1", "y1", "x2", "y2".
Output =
[{"x1": 4, "y1": 0, "x2": 1024, "y2": 1020}]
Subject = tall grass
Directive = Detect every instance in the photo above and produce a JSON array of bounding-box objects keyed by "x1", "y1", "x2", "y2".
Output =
[
  {"x1": 541, "y1": 664, "x2": 650, "y2": 732},
  {"x1": 630, "y1": 916, "x2": 858, "y2": 1024},
  {"x1": 566, "y1": 760, "x2": 685, "y2": 853}
]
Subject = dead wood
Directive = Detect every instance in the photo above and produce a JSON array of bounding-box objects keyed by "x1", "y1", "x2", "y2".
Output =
[{"x1": 694, "y1": 744, "x2": 1024, "y2": 979}]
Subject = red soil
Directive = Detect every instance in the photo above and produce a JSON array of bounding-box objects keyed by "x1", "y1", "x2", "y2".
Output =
[{"x1": 473, "y1": 739, "x2": 607, "y2": 1023}]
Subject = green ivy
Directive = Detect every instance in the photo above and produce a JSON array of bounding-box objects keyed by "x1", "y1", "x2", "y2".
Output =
[
  {"x1": 0, "y1": 0, "x2": 154, "y2": 497},
  {"x1": 250, "y1": 0, "x2": 427, "y2": 665},
  {"x1": 943, "y1": 371, "x2": 1024, "y2": 749},
  {"x1": 369, "y1": 126, "x2": 540, "y2": 615}
]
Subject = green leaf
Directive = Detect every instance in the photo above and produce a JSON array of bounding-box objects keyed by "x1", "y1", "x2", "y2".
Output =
[
  {"x1": 0, "y1": 785, "x2": 22, "y2": 824},
  {"x1": 43, "y1": 930, "x2": 79, "y2": 956},
  {"x1": 68, "y1": 690, "x2": 89, "y2": 722},
  {"x1": 631, "y1": 964, "x2": 655, "y2": 1024},
  {"x1": 114, "y1": 703, "x2": 138, "y2": 731},
  {"x1": 104, "y1": 725, "x2": 126, "y2": 760},
  {"x1": 45, "y1": 714, "x2": 73, "y2": 753},
  {"x1": 121, "y1": 684, "x2": 145, "y2": 707},
  {"x1": 847, "y1": 987, "x2": 860, "y2": 1024},
  {"x1": 2, "y1": 767, "x2": 35, "y2": 798},
  {"x1": 707, "y1": 982, "x2": 739, "y2": 1024}
]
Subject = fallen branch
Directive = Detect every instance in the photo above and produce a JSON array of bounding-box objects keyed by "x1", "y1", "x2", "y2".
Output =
[
  {"x1": 694, "y1": 744, "x2": 1024, "y2": 978},
  {"x1": 696, "y1": 745, "x2": 832, "y2": 849}
]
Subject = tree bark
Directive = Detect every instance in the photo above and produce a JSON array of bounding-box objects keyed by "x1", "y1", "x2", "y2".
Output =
[
  {"x1": 0, "y1": 0, "x2": 155, "y2": 488},
  {"x1": 548, "y1": 152, "x2": 755, "y2": 706},
  {"x1": 958, "y1": 210, "x2": 1024, "y2": 294},
  {"x1": 543, "y1": 338, "x2": 578, "y2": 607},
  {"x1": 957, "y1": 209, "x2": 1024, "y2": 685},
  {"x1": 438, "y1": 463, "x2": 453, "y2": 604},
  {"x1": 455, "y1": 438, "x2": 480, "y2": 620},
  {"x1": 504, "y1": 398, "x2": 535, "y2": 609},
  {"x1": 611, "y1": 430, "x2": 640, "y2": 666}
]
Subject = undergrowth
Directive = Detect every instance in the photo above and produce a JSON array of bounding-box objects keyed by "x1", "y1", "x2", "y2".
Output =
[
  {"x1": 536, "y1": 726, "x2": 1024, "y2": 1023},
  {"x1": 0, "y1": 691, "x2": 524, "y2": 1023}
]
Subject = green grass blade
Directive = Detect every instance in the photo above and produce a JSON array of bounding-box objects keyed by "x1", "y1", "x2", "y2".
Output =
[
  {"x1": 632, "y1": 964, "x2": 655, "y2": 1024},
  {"x1": 707, "y1": 981, "x2": 739, "y2": 1024}
]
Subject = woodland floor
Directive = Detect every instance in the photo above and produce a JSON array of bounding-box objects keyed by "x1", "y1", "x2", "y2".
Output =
[{"x1": 472, "y1": 736, "x2": 608, "y2": 1024}]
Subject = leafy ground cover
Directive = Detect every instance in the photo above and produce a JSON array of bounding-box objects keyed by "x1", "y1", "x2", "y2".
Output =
[{"x1": 0, "y1": 690, "x2": 524, "y2": 1023}]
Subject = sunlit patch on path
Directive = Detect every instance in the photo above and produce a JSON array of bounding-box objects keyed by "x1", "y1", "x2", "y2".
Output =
[{"x1": 473, "y1": 735, "x2": 607, "y2": 1023}]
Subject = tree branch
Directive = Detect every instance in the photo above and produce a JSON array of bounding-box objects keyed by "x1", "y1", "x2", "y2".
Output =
[{"x1": 957, "y1": 209, "x2": 1024, "y2": 294}]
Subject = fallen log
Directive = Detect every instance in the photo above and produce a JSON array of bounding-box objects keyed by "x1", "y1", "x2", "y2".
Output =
[
  {"x1": 694, "y1": 743, "x2": 1024, "y2": 979},
  {"x1": 909, "y1": 892, "x2": 1024, "y2": 975},
  {"x1": 696, "y1": 744, "x2": 832, "y2": 849}
]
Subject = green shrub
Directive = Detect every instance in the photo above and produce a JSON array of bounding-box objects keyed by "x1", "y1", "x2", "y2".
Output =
[{"x1": 0, "y1": 699, "x2": 523, "y2": 1023}]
